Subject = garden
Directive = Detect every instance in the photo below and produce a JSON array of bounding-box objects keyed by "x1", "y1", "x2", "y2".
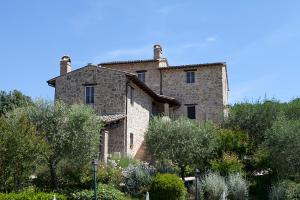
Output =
[{"x1": 0, "y1": 90, "x2": 300, "y2": 199}]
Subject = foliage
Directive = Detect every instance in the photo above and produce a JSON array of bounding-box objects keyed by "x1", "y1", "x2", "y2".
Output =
[
  {"x1": 211, "y1": 153, "x2": 244, "y2": 176},
  {"x1": 0, "y1": 90, "x2": 32, "y2": 116},
  {"x1": 227, "y1": 173, "x2": 249, "y2": 200},
  {"x1": 0, "y1": 190, "x2": 66, "y2": 200},
  {"x1": 154, "y1": 159, "x2": 178, "y2": 175},
  {"x1": 145, "y1": 117, "x2": 218, "y2": 179},
  {"x1": 27, "y1": 100, "x2": 103, "y2": 189},
  {"x1": 96, "y1": 164, "x2": 123, "y2": 187},
  {"x1": 71, "y1": 183, "x2": 132, "y2": 200},
  {"x1": 149, "y1": 173, "x2": 187, "y2": 200},
  {"x1": 0, "y1": 109, "x2": 46, "y2": 192},
  {"x1": 216, "y1": 129, "x2": 249, "y2": 158},
  {"x1": 110, "y1": 155, "x2": 139, "y2": 169},
  {"x1": 269, "y1": 180, "x2": 300, "y2": 200},
  {"x1": 282, "y1": 98, "x2": 300, "y2": 120},
  {"x1": 199, "y1": 172, "x2": 228, "y2": 200},
  {"x1": 223, "y1": 99, "x2": 282, "y2": 144},
  {"x1": 264, "y1": 116, "x2": 300, "y2": 180},
  {"x1": 123, "y1": 163, "x2": 155, "y2": 197}
]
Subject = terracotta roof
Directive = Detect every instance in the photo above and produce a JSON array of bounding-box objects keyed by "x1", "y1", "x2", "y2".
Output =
[
  {"x1": 126, "y1": 74, "x2": 180, "y2": 107},
  {"x1": 159, "y1": 62, "x2": 226, "y2": 70},
  {"x1": 100, "y1": 113, "x2": 126, "y2": 123},
  {"x1": 99, "y1": 59, "x2": 158, "y2": 65}
]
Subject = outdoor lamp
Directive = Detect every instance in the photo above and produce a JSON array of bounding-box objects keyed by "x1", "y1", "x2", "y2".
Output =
[
  {"x1": 195, "y1": 168, "x2": 201, "y2": 200},
  {"x1": 92, "y1": 159, "x2": 98, "y2": 200}
]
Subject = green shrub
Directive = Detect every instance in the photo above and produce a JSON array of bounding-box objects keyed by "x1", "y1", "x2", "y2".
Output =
[
  {"x1": 200, "y1": 172, "x2": 228, "y2": 200},
  {"x1": 97, "y1": 164, "x2": 123, "y2": 187},
  {"x1": 110, "y1": 155, "x2": 139, "y2": 169},
  {"x1": 0, "y1": 191, "x2": 66, "y2": 200},
  {"x1": 269, "y1": 180, "x2": 300, "y2": 200},
  {"x1": 227, "y1": 173, "x2": 248, "y2": 200},
  {"x1": 150, "y1": 173, "x2": 186, "y2": 200},
  {"x1": 123, "y1": 163, "x2": 154, "y2": 197},
  {"x1": 154, "y1": 159, "x2": 178, "y2": 174},
  {"x1": 71, "y1": 184, "x2": 131, "y2": 200},
  {"x1": 211, "y1": 153, "x2": 244, "y2": 176}
]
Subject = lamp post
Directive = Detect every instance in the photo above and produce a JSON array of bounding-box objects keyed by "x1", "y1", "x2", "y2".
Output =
[
  {"x1": 195, "y1": 168, "x2": 201, "y2": 200},
  {"x1": 92, "y1": 159, "x2": 98, "y2": 200}
]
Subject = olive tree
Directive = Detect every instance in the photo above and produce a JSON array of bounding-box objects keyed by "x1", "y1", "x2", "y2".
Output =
[
  {"x1": 145, "y1": 117, "x2": 218, "y2": 180},
  {"x1": 0, "y1": 108, "x2": 46, "y2": 192},
  {"x1": 28, "y1": 100, "x2": 102, "y2": 189}
]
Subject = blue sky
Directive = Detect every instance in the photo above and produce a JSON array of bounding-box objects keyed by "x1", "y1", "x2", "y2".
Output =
[{"x1": 0, "y1": 1, "x2": 299, "y2": 104}]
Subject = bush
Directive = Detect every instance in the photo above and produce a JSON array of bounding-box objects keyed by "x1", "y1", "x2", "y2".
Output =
[
  {"x1": 110, "y1": 155, "x2": 139, "y2": 169},
  {"x1": 0, "y1": 191, "x2": 66, "y2": 200},
  {"x1": 71, "y1": 183, "x2": 131, "y2": 200},
  {"x1": 96, "y1": 164, "x2": 123, "y2": 188},
  {"x1": 269, "y1": 180, "x2": 300, "y2": 200},
  {"x1": 150, "y1": 173, "x2": 186, "y2": 200},
  {"x1": 227, "y1": 173, "x2": 248, "y2": 200},
  {"x1": 200, "y1": 172, "x2": 228, "y2": 200},
  {"x1": 154, "y1": 159, "x2": 178, "y2": 174},
  {"x1": 123, "y1": 163, "x2": 154, "y2": 197},
  {"x1": 211, "y1": 153, "x2": 244, "y2": 176}
]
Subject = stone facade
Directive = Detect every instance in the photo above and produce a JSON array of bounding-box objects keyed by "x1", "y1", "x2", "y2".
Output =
[
  {"x1": 47, "y1": 45, "x2": 229, "y2": 160},
  {"x1": 126, "y1": 81, "x2": 153, "y2": 157},
  {"x1": 160, "y1": 65, "x2": 228, "y2": 123},
  {"x1": 54, "y1": 65, "x2": 127, "y2": 115}
]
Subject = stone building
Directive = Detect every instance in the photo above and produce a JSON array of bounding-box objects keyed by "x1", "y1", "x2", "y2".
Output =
[{"x1": 47, "y1": 45, "x2": 229, "y2": 161}]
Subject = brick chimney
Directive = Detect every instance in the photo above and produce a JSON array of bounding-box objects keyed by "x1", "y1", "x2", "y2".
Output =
[
  {"x1": 60, "y1": 55, "x2": 71, "y2": 75},
  {"x1": 153, "y1": 44, "x2": 162, "y2": 59}
]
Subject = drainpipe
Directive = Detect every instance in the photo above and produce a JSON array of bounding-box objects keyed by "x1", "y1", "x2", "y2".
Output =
[
  {"x1": 160, "y1": 70, "x2": 163, "y2": 95},
  {"x1": 124, "y1": 81, "x2": 129, "y2": 155}
]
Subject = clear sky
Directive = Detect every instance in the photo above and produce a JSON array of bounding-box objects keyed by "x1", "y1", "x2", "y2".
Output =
[{"x1": 0, "y1": 1, "x2": 299, "y2": 104}]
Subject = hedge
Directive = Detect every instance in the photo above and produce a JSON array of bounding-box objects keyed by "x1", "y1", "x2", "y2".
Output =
[{"x1": 0, "y1": 191, "x2": 66, "y2": 200}]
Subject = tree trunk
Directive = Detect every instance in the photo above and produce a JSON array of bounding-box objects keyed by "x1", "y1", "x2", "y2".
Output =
[{"x1": 49, "y1": 159, "x2": 58, "y2": 190}]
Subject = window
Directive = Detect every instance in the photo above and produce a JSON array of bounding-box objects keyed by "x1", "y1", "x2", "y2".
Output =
[
  {"x1": 130, "y1": 133, "x2": 134, "y2": 149},
  {"x1": 186, "y1": 71, "x2": 195, "y2": 83},
  {"x1": 85, "y1": 86, "x2": 94, "y2": 104},
  {"x1": 137, "y1": 71, "x2": 146, "y2": 83},
  {"x1": 187, "y1": 105, "x2": 196, "y2": 119},
  {"x1": 129, "y1": 86, "x2": 134, "y2": 105}
]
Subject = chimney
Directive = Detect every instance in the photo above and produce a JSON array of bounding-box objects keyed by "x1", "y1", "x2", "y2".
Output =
[
  {"x1": 60, "y1": 55, "x2": 71, "y2": 75},
  {"x1": 153, "y1": 44, "x2": 162, "y2": 59}
]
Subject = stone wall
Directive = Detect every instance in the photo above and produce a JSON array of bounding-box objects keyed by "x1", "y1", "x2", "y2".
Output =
[
  {"x1": 161, "y1": 65, "x2": 225, "y2": 123},
  {"x1": 101, "y1": 61, "x2": 161, "y2": 94},
  {"x1": 55, "y1": 66, "x2": 127, "y2": 115},
  {"x1": 126, "y1": 80, "x2": 153, "y2": 157}
]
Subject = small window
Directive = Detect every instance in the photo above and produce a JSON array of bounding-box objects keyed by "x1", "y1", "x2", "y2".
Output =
[
  {"x1": 85, "y1": 86, "x2": 94, "y2": 104},
  {"x1": 129, "y1": 86, "x2": 134, "y2": 105},
  {"x1": 187, "y1": 105, "x2": 196, "y2": 119},
  {"x1": 130, "y1": 133, "x2": 134, "y2": 149},
  {"x1": 186, "y1": 71, "x2": 195, "y2": 83},
  {"x1": 137, "y1": 71, "x2": 146, "y2": 83}
]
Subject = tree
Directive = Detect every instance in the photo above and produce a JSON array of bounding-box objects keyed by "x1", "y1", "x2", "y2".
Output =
[
  {"x1": 145, "y1": 117, "x2": 218, "y2": 180},
  {"x1": 264, "y1": 116, "x2": 300, "y2": 180},
  {"x1": 223, "y1": 99, "x2": 282, "y2": 145},
  {"x1": 0, "y1": 90, "x2": 32, "y2": 116},
  {"x1": 0, "y1": 108, "x2": 46, "y2": 192},
  {"x1": 28, "y1": 100, "x2": 103, "y2": 189}
]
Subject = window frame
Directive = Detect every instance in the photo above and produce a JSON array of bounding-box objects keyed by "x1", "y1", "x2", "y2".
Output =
[
  {"x1": 130, "y1": 133, "x2": 134, "y2": 149},
  {"x1": 129, "y1": 86, "x2": 134, "y2": 105},
  {"x1": 186, "y1": 104, "x2": 196, "y2": 119},
  {"x1": 186, "y1": 70, "x2": 196, "y2": 84},
  {"x1": 85, "y1": 86, "x2": 94, "y2": 104},
  {"x1": 136, "y1": 70, "x2": 146, "y2": 83}
]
